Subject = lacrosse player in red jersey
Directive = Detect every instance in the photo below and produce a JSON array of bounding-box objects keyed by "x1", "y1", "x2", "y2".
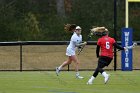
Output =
[
  {"x1": 87, "y1": 27, "x2": 126, "y2": 84},
  {"x1": 56, "y1": 24, "x2": 87, "y2": 79}
]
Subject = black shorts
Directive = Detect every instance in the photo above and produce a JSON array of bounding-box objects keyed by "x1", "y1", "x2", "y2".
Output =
[{"x1": 97, "y1": 56, "x2": 113, "y2": 68}]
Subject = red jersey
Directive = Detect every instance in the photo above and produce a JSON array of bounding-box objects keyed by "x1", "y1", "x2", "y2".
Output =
[{"x1": 97, "y1": 35, "x2": 115, "y2": 58}]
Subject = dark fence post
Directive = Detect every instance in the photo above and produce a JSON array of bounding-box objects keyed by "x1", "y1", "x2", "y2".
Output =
[
  {"x1": 20, "y1": 42, "x2": 22, "y2": 72},
  {"x1": 114, "y1": 0, "x2": 117, "y2": 71}
]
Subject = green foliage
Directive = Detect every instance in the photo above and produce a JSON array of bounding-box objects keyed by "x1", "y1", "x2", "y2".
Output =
[
  {"x1": 23, "y1": 12, "x2": 41, "y2": 40},
  {"x1": 0, "y1": 0, "x2": 140, "y2": 41}
]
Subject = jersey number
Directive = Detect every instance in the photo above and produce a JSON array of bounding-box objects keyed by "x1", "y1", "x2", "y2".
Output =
[{"x1": 106, "y1": 42, "x2": 110, "y2": 49}]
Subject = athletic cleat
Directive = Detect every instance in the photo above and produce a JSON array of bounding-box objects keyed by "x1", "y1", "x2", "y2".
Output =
[
  {"x1": 87, "y1": 79, "x2": 93, "y2": 85},
  {"x1": 76, "y1": 75, "x2": 84, "y2": 79},
  {"x1": 104, "y1": 74, "x2": 110, "y2": 84},
  {"x1": 56, "y1": 67, "x2": 60, "y2": 76},
  {"x1": 87, "y1": 81, "x2": 93, "y2": 85}
]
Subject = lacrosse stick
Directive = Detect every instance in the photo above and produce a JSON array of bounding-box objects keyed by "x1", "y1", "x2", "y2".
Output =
[
  {"x1": 114, "y1": 42, "x2": 137, "y2": 53},
  {"x1": 78, "y1": 32, "x2": 93, "y2": 55}
]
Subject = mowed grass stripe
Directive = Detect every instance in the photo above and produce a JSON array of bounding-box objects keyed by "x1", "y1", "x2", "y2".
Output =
[{"x1": 0, "y1": 71, "x2": 139, "y2": 93}]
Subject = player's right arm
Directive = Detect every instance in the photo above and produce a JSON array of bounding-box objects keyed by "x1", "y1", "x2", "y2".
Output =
[
  {"x1": 96, "y1": 45, "x2": 100, "y2": 58},
  {"x1": 96, "y1": 38, "x2": 101, "y2": 58},
  {"x1": 75, "y1": 42, "x2": 87, "y2": 47}
]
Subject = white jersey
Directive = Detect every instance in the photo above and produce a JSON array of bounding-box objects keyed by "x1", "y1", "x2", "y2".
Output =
[{"x1": 66, "y1": 32, "x2": 82, "y2": 56}]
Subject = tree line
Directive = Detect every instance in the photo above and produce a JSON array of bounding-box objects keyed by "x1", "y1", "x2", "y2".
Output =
[{"x1": 0, "y1": 0, "x2": 139, "y2": 41}]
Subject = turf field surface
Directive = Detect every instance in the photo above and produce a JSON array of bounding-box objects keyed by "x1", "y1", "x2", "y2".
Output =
[{"x1": 0, "y1": 71, "x2": 140, "y2": 93}]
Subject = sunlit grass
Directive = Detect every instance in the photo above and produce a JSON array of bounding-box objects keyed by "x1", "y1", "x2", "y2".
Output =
[{"x1": 0, "y1": 71, "x2": 139, "y2": 93}]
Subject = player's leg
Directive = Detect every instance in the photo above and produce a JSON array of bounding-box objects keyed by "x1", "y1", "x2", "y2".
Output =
[
  {"x1": 87, "y1": 57, "x2": 106, "y2": 84},
  {"x1": 102, "y1": 71, "x2": 110, "y2": 84},
  {"x1": 87, "y1": 64, "x2": 101, "y2": 84},
  {"x1": 87, "y1": 68, "x2": 98, "y2": 84},
  {"x1": 58, "y1": 58, "x2": 72, "y2": 70},
  {"x1": 99, "y1": 57, "x2": 112, "y2": 84},
  {"x1": 56, "y1": 48, "x2": 73, "y2": 76},
  {"x1": 71, "y1": 55, "x2": 84, "y2": 79},
  {"x1": 100, "y1": 68, "x2": 110, "y2": 84},
  {"x1": 56, "y1": 58, "x2": 72, "y2": 76}
]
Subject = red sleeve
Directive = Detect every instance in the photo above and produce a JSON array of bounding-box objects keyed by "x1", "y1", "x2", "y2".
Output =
[
  {"x1": 112, "y1": 38, "x2": 116, "y2": 44},
  {"x1": 97, "y1": 38, "x2": 101, "y2": 46}
]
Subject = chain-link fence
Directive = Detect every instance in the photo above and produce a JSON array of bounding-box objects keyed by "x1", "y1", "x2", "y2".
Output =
[{"x1": 0, "y1": 42, "x2": 139, "y2": 71}]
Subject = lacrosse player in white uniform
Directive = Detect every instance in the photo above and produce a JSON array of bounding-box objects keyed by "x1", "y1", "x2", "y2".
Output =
[{"x1": 56, "y1": 26, "x2": 87, "y2": 79}]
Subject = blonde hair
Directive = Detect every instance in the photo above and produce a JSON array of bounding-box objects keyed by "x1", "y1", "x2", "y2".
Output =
[
  {"x1": 91, "y1": 26, "x2": 108, "y2": 33},
  {"x1": 90, "y1": 26, "x2": 108, "y2": 36}
]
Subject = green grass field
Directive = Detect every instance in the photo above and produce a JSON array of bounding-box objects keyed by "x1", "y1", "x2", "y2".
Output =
[{"x1": 0, "y1": 71, "x2": 140, "y2": 93}]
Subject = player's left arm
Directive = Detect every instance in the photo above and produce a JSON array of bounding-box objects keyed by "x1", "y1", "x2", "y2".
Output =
[{"x1": 113, "y1": 42, "x2": 124, "y2": 50}]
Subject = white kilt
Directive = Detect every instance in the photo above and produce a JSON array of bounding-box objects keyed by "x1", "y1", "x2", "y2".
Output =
[{"x1": 66, "y1": 48, "x2": 75, "y2": 56}]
